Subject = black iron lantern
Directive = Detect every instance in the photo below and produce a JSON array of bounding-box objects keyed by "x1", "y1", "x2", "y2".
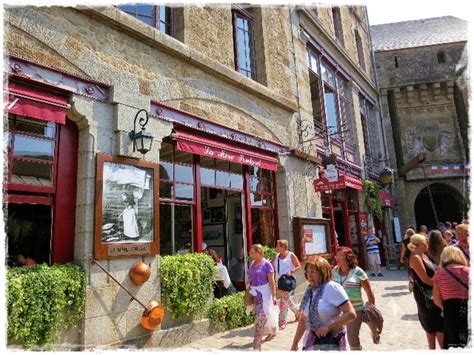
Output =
[
  {"x1": 129, "y1": 109, "x2": 154, "y2": 155},
  {"x1": 380, "y1": 167, "x2": 395, "y2": 186},
  {"x1": 322, "y1": 153, "x2": 337, "y2": 168}
]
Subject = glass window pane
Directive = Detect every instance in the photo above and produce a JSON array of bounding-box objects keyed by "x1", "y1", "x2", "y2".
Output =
[
  {"x1": 13, "y1": 135, "x2": 55, "y2": 160},
  {"x1": 159, "y1": 161, "x2": 173, "y2": 180},
  {"x1": 175, "y1": 150, "x2": 193, "y2": 165},
  {"x1": 159, "y1": 5, "x2": 167, "y2": 22},
  {"x1": 175, "y1": 164, "x2": 193, "y2": 183},
  {"x1": 324, "y1": 91, "x2": 338, "y2": 134},
  {"x1": 160, "y1": 204, "x2": 172, "y2": 255},
  {"x1": 175, "y1": 183, "x2": 193, "y2": 201},
  {"x1": 216, "y1": 170, "x2": 230, "y2": 188},
  {"x1": 11, "y1": 159, "x2": 52, "y2": 185},
  {"x1": 230, "y1": 173, "x2": 243, "y2": 190},
  {"x1": 251, "y1": 208, "x2": 274, "y2": 246},
  {"x1": 118, "y1": 5, "x2": 136, "y2": 14},
  {"x1": 200, "y1": 167, "x2": 215, "y2": 186},
  {"x1": 9, "y1": 115, "x2": 56, "y2": 138},
  {"x1": 250, "y1": 176, "x2": 258, "y2": 191},
  {"x1": 137, "y1": 15, "x2": 152, "y2": 25},
  {"x1": 137, "y1": 4, "x2": 153, "y2": 15},
  {"x1": 175, "y1": 205, "x2": 193, "y2": 254},
  {"x1": 160, "y1": 182, "x2": 173, "y2": 199},
  {"x1": 159, "y1": 22, "x2": 167, "y2": 33}
]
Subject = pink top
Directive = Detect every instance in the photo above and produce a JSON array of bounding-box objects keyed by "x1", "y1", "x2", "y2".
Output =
[{"x1": 433, "y1": 265, "x2": 469, "y2": 300}]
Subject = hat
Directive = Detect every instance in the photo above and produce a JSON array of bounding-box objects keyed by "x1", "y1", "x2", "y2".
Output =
[{"x1": 202, "y1": 242, "x2": 208, "y2": 250}]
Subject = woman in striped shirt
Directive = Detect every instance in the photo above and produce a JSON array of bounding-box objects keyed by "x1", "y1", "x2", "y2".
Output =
[
  {"x1": 433, "y1": 246, "x2": 469, "y2": 349},
  {"x1": 333, "y1": 247, "x2": 376, "y2": 350}
]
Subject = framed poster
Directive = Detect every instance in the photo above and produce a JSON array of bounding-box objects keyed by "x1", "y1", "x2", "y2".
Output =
[
  {"x1": 94, "y1": 153, "x2": 159, "y2": 259},
  {"x1": 293, "y1": 217, "x2": 332, "y2": 260}
]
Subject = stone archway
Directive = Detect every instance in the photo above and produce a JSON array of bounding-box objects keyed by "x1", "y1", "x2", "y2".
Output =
[{"x1": 414, "y1": 183, "x2": 465, "y2": 228}]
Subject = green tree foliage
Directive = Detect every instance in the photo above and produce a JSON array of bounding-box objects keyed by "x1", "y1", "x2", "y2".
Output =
[
  {"x1": 7, "y1": 263, "x2": 86, "y2": 349},
  {"x1": 262, "y1": 245, "x2": 277, "y2": 261},
  {"x1": 208, "y1": 292, "x2": 255, "y2": 330},
  {"x1": 363, "y1": 179, "x2": 384, "y2": 220},
  {"x1": 160, "y1": 253, "x2": 216, "y2": 319}
]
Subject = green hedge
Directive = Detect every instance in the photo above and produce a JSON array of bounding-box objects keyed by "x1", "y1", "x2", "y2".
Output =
[
  {"x1": 262, "y1": 245, "x2": 277, "y2": 261},
  {"x1": 7, "y1": 263, "x2": 87, "y2": 349},
  {"x1": 208, "y1": 291, "x2": 255, "y2": 330},
  {"x1": 160, "y1": 253, "x2": 216, "y2": 319}
]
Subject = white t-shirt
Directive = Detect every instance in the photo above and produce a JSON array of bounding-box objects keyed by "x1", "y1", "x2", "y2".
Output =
[
  {"x1": 302, "y1": 280, "x2": 349, "y2": 325},
  {"x1": 273, "y1": 252, "x2": 295, "y2": 278}
]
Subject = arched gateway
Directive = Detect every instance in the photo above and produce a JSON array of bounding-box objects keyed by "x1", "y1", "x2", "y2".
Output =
[{"x1": 414, "y1": 183, "x2": 466, "y2": 228}]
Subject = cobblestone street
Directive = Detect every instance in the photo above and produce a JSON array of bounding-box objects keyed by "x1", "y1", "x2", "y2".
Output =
[{"x1": 180, "y1": 269, "x2": 427, "y2": 351}]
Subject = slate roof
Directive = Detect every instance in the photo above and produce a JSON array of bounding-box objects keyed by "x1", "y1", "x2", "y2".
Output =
[{"x1": 370, "y1": 16, "x2": 468, "y2": 52}]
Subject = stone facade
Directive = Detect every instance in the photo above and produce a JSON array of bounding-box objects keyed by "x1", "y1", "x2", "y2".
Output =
[
  {"x1": 372, "y1": 17, "x2": 469, "y2": 230},
  {"x1": 4, "y1": 4, "x2": 386, "y2": 349}
]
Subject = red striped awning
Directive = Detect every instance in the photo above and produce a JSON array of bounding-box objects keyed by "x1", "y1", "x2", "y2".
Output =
[
  {"x1": 173, "y1": 127, "x2": 279, "y2": 171},
  {"x1": 5, "y1": 81, "x2": 69, "y2": 124},
  {"x1": 313, "y1": 173, "x2": 363, "y2": 192}
]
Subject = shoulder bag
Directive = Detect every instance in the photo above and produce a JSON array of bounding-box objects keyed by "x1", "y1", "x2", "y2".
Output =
[
  {"x1": 444, "y1": 267, "x2": 468, "y2": 289},
  {"x1": 414, "y1": 279, "x2": 435, "y2": 310},
  {"x1": 277, "y1": 255, "x2": 296, "y2": 292}
]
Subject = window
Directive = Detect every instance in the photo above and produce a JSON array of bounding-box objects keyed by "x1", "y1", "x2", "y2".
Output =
[
  {"x1": 5, "y1": 113, "x2": 78, "y2": 265},
  {"x1": 332, "y1": 7, "x2": 344, "y2": 45},
  {"x1": 355, "y1": 29, "x2": 365, "y2": 70},
  {"x1": 249, "y1": 167, "x2": 276, "y2": 247},
  {"x1": 437, "y1": 51, "x2": 446, "y2": 64},
  {"x1": 309, "y1": 71, "x2": 323, "y2": 129},
  {"x1": 360, "y1": 96, "x2": 382, "y2": 175},
  {"x1": 394, "y1": 56, "x2": 399, "y2": 68},
  {"x1": 118, "y1": 4, "x2": 173, "y2": 35},
  {"x1": 233, "y1": 8, "x2": 256, "y2": 80}
]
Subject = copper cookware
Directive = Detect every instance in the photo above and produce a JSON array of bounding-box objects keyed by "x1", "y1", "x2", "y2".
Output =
[
  {"x1": 92, "y1": 259, "x2": 164, "y2": 331},
  {"x1": 129, "y1": 261, "x2": 151, "y2": 285}
]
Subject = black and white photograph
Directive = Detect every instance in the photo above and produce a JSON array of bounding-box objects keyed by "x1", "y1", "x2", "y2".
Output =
[{"x1": 101, "y1": 161, "x2": 154, "y2": 243}]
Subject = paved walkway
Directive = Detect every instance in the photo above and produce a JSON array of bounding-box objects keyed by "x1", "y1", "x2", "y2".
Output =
[{"x1": 180, "y1": 269, "x2": 430, "y2": 351}]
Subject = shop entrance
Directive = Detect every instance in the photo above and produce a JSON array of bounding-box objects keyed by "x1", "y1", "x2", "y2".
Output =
[{"x1": 201, "y1": 187, "x2": 245, "y2": 285}]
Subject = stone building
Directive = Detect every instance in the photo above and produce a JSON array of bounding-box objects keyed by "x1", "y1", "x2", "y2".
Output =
[
  {"x1": 3, "y1": 4, "x2": 388, "y2": 349},
  {"x1": 371, "y1": 16, "x2": 469, "y2": 231}
]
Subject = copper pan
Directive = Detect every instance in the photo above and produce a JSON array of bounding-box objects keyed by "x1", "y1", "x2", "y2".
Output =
[{"x1": 92, "y1": 259, "x2": 164, "y2": 331}]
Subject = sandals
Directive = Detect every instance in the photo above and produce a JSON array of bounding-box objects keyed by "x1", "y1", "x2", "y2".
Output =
[{"x1": 264, "y1": 334, "x2": 276, "y2": 342}]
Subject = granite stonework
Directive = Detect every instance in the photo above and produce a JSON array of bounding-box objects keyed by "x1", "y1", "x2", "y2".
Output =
[
  {"x1": 4, "y1": 3, "x2": 386, "y2": 349},
  {"x1": 372, "y1": 17, "x2": 469, "y2": 229}
]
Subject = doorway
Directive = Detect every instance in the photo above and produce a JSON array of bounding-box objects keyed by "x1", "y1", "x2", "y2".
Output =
[{"x1": 201, "y1": 187, "x2": 245, "y2": 285}]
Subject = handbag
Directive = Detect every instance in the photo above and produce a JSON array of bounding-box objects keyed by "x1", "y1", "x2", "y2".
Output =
[
  {"x1": 244, "y1": 288, "x2": 254, "y2": 306},
  {"x1": 414, "y1": 280, "x2": 435, "y2": 309},
  {"x1": 277, "y1": 256, "x2": 297, "y2": 292},
  {"x1": 311, "y1": 331, "x2": 345, "y2": 350}
]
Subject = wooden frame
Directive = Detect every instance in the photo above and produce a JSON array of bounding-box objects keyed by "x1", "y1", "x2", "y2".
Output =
[
  {"x1": 293, "y1": 217, "x2": 332, "y2": 261},
  {"x1": 94, "y1": 153, "x2": 159, "y2": 259}
]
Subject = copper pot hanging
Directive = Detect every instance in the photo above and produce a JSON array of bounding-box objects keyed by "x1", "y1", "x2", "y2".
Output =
[
  {"x1": 92, "y1": 259, "x2": 164, "y2": 331},
  {"x1": 129, "y1": 261, "x2": 151, "y2": 285}
]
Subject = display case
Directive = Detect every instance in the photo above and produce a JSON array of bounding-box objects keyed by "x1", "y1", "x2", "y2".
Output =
[{"x1": 293, "y1": 217, "x2": 333, "y2": 261}]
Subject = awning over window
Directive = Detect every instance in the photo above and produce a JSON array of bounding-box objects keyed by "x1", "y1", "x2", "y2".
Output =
[
  {"x1": 313, "y1": 173, "x2": 363, "y2": 192},
  {"x1": 173, "y1": 127, "x2": 279, "y2": 171},
  {"x1": 4, "y1": 81, "x2": 69, "y2": 124}
]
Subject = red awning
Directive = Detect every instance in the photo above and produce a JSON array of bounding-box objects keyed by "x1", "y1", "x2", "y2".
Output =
[
  {"x1": 173, "y1": 128, "x2": 279, "y2": 171},
  {"x1": 313, "y1": 173, "x2": 363, "y2": 192},
  {"x1": 5, "y1": 81, "x2": 69, "y2": 124}
]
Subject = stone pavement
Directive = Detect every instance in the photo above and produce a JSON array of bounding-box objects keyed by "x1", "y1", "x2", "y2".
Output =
[{"x1": 180, "y1": 269, "x2": 429, "y2": 351}]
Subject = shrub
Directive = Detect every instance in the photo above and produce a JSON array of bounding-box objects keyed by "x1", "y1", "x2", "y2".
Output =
[
  {"x1": 262, "y1": 245, "x2": 277, "y2": 261},
  {"x1": 208, "y1": 291, "x2": 255, "y2": 330},
  {"x1": 160, "y1": 253, "x2": 216, "y2": 319},
  {"x1": 363, "y1": 179, "x2": 383, "y2": 220},
  {"x1": 7, "y1": 263, "x2": 86, "y2": 349}
]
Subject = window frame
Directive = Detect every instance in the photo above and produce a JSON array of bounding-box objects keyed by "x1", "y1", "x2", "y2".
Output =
[
  {"x1": 332, "y1": 7, "x2": 344, "y2": 45},
  {"x1": 117, "y1": 4, "x2": 174, "y2": 36},
  {"x1": 354, "y1": 28, "x2": 366, "y2": 70},
  {"x1": 232, "y1": 7, "x2": 257, "y2": 80}
]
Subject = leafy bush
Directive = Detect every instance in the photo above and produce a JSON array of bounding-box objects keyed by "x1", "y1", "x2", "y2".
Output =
[
  {"x1": 363, "y1": 179, "x2": 383, "y2": 220},
  {"x1": 262, "y1": 245, "x2": 277, "y2": 261},
  {"x1": 208, "y1": 291, "x2": 255, "y2": 330},
  {"x1": 160, "y1": 253, "x2": 216, "y2": 319},
  {"x1": 7, "y1": 263, "x2": 86, "y2": 349}
]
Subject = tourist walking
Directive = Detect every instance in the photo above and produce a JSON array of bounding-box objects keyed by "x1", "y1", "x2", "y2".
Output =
[
  {"x1": 247, "y1": 244, "x2": 277, "y2": 350},
  {"x1": 273, "y1": 239, "x2": 301, "y2": 330},
  {"x1": 333, "y1": 247, "x2": 376, "y2": 350},
  {"x1": 433, "y1": 246, "x2": 469, "y2": 349},
  {"x1": 408, "y1": 234, "x2": 444, "y2": 349},
  {"x1": 364, "y1": 229, "x2": 383, "y2": 276},
  {"x1": 291, "y1": 255, "x2": 356, "y2": 351}
]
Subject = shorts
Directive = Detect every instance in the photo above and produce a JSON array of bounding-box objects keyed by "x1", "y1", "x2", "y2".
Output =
[{"x1": 367, "y1": 252, "x2": 381, "y2": 265}]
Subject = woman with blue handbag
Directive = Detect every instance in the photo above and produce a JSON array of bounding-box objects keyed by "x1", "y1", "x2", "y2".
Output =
[{"x1": 273, "y1": 240, "x2": 301, "y2": 330}]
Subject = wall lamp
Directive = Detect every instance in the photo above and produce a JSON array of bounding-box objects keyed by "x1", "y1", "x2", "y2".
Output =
[{"x1": 129, "y1": 109, "x2": 154, "y2": 155}]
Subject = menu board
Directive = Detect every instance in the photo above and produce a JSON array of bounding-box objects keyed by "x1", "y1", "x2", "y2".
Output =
[{"x1": 302, "y1": 224, "x2": 328, "y2": 255}]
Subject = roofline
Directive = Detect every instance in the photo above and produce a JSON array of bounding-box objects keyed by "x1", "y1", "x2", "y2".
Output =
[
  {"x1": 373, "y1": 40, "x2": 468, "y2": 53},
  {"x1": 370, "y1": 15, "x2": 466, "y2": 27}
]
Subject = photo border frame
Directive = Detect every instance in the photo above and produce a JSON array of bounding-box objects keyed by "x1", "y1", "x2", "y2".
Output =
[{"x1": 94, "y1": 153, "x2": 160, "y2": 260}]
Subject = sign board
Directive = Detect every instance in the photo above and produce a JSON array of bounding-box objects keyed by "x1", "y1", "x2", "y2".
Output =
[
  {"x1": 293, "y1": 217, "x2": 332, "y2": 261},
  {"x1": 325, "y1": 164, "x2": 339, "y2": 182},
  {"x1": 393, "y1": 217, "x2": 402, "y2": 243},
  {"x1": 302, "y1": 224, "x2": 328, "y2": 255}
]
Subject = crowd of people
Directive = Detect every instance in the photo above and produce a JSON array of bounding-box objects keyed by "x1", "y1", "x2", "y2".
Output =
[{"x1": 244, "y1": 220, "x2": 469, "y2": 351}]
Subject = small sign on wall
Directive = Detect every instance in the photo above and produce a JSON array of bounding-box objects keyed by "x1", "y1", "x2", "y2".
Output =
[{"x1": 393, "y1": 217, "x2": 402, "y2": 243}]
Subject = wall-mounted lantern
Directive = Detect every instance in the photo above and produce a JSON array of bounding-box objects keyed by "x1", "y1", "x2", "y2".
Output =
[
  {"x1": 129, "y1": 109, "x2": 154, "y2": 155},
  {"x1": 380, "y1": 167, "x2": 395, "y2": 186}
]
